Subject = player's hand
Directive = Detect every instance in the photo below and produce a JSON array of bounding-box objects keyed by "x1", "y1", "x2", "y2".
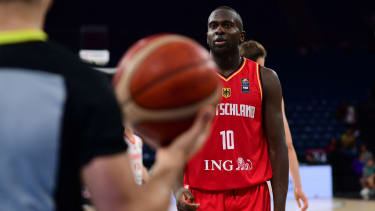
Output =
[
  {"x1": 169, "y1": 106, "x2": 214, "y2": 160},
  {"x1": 175, "y1": 187, "x2": 200, "y2": 211},
  {"x1": 294, "y1": 187, "x2": 308, "y2": 211}
]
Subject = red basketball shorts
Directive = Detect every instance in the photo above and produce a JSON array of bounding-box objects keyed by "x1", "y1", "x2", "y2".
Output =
[{"x1": 190, "y1": 183, "x2": 270, "y2": 211}]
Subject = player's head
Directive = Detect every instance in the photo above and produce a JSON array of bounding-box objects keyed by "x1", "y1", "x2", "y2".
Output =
[
  {"x1": 240, "y1": 40, "x2": 267, "y2": 66},
  {"x1": 207, "y1": 6, "x2": 245, "y2": 55},
  {"x1": 0, "y1": 0, "x2": 52, "y2": 8},
  {"x1": 0, "y1": 0, "x2": 53, "y2": 26}
]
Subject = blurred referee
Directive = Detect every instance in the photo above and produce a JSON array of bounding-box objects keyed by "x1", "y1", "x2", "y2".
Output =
[
  {"x1": 0, "y1": 1, "x2": 215, "y2": 211},
  {"x1": 0, "y1": 0, "x2": 127, "y2": 210}
]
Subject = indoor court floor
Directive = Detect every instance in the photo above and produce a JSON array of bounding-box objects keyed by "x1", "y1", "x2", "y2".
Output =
[
  {"x1": 167, "y1": 197, "x2": 375, "y2": 211},
  {"x1": 285, "y1": 198, "x2": 375, "y2": 211}
]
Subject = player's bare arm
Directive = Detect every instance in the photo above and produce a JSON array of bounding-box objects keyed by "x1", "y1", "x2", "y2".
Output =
[
  {"x1": 261, "y1": 66, "x2": 289, "y2": 211},
  {"x1": 172, "y1": 166, "x2": 199, "y2": 211},
  {"x1": 282, "y1": 99, "x2": 309, "y2": 211},
  {"x1": 81, "y1": 107, "x2": 214, "y2": 211}
]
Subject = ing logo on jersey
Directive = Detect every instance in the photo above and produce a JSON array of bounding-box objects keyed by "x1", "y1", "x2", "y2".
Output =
[{"x1": 222, "y1": 88, "x2": 231, "y2": 98}]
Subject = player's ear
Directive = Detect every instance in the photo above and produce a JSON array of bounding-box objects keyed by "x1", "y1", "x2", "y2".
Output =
[
  {"x1": 240, "y1": 31, "x2": 246, "y2": 43},
  {"x1": 206, "y1": 32, "x2": 209, "y2": 46}
]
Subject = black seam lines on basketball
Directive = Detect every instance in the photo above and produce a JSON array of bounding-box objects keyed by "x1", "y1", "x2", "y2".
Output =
[{"x1": 122, "y1": 59, "x2": 212, "y2": 107}]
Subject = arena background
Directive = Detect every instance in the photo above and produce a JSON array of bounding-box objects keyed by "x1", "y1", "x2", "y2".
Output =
[{"x1": 45, "y1": 0, "x2": 375, "y2": 207}]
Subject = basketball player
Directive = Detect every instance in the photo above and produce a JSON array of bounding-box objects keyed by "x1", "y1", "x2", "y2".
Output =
[
  {"x1": 240, "y1": 40, "x2": 309, "y2": 211},
  {"x1": 176, "y1": 6, "x2": 289, "y2": 211},
  {"x1": 0, "y1": 0, "x2": 214, "y2": 211}
]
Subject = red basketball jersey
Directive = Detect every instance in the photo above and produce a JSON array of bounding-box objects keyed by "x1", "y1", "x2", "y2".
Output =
[{"x1": 184, "y1": 58, "x2": 272, "y2": 190}]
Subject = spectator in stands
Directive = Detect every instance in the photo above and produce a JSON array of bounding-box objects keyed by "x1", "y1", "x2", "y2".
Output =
[
  {"x1": 360, "y1": 144, "x2": 373, "y2": 164},
  {"x1": 360, "y1": 158, "x2": 375, "y2": 199},
  {"x1": 345, "y1": 105, "x2": 356, "y2": 125},
  {"x1": 336, "y1": 104, "x2": 357, "y2": 126},
  {"x1": 326, "y1": 137, "x2": 340, "y2": 164},
  {"x1": 353, "y1": 144, "x2": 373, "y2": 177},
  {"x1": 352, "y1": 155, "x2": 365, "y2": 176},
  {"x1": 326, "y1": 137, "x2": 338, "y2": 154},
  {"x1": 341, "y1": 127, "x2": 356, "y2": 149}
]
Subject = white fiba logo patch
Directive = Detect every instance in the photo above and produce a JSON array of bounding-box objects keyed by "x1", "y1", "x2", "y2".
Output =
[{"x1": 204, "y1": 157, "x2": 253, "y2": 172}]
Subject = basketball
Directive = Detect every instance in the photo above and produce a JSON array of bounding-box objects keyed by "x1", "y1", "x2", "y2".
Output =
[{"x1": 113, "y1": 34, "x2": 221, "y2": 147}]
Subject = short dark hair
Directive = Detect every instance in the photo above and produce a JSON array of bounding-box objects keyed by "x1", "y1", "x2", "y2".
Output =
[
  {"x1": 211, "y1": 6, "x2": 243, "y2": 31},
  {"x1": 239, "y1": 40, "x2": 267, "y2": 61}
]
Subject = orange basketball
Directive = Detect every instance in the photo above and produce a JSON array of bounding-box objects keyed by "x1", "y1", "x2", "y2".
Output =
[{"x1": 113, "y1": 34, "x2": 221, "y2": 147}]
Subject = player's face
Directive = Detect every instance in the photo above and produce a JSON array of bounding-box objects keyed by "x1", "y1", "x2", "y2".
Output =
[{"x1": 207, "y1": 9, "x2": 244, "y2": 54}]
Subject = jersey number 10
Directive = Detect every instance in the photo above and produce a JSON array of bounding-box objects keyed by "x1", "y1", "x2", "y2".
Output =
[{"x1": 220, "y1": 130, "x2": 234, "y2": 150}]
